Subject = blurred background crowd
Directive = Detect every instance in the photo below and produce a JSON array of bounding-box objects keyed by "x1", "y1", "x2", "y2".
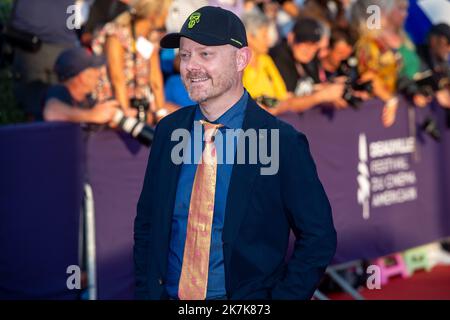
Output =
[{"x1": 0, "y1": 0, "x2": 449, "y2": 130}]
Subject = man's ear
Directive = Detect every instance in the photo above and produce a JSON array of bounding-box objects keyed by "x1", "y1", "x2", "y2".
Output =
[
  {"x1": 236, "y1": 47, "x2": 252, "y2": 72},
  {"x1": 429, "y1": 36, "x2": 437, "y2": 49},
  {"x1": 78, "y1": 70, "x2": 88, "y2": 84}
]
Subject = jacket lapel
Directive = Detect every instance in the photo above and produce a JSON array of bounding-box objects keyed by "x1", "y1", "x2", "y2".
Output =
[
  {"x1": 222, "y1": 99, "x2": 269, "y2": 251},
  {"x1": 157, "y1": 106, "x2": 196, "y2": 275}
]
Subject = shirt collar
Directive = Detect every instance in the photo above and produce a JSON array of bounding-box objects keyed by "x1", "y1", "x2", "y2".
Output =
[{"x1": 194, "y1": 90, "x2": 248, "y2": 130}]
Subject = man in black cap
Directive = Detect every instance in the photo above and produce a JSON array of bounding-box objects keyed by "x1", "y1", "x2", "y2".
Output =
[
  {"x1": 416, "y1": 23, "x2": 450, "y2": 108},
  {"x1": 43, "y1": 47, "x2": 118, "y2": 124},
  {"x1": 134, "y1": 6, "x2": 336, "y2": 300},
  {"x1": 418, "y1": 23, "x2": 450, "y2": 74},
  {"x1": 268, "y1": 17, "x2": 348, "y2": 115}
]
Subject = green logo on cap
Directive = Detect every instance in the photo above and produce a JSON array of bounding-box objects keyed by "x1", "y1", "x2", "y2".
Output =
[
  {"x1": 230, "y1": 38, "x2": 243, "y2": 47},
  {"x1": 188, "y1": 12, "x2": 201, "y2": 29}
]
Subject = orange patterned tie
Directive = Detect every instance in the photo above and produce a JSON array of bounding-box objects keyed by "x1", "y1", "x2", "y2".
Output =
[{"x1": 178, "y1": 120, "x2": 223, "y2": 300}]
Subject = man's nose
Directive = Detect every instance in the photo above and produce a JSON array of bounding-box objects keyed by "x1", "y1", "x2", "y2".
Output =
[{"x1": 185, "y1": 55, "x2": 201, "y2": 71}]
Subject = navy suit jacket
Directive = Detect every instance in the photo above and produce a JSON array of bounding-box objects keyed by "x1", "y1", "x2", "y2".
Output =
[{"x1": 134, "y1": 97, "x2": 337, "y2": 300}]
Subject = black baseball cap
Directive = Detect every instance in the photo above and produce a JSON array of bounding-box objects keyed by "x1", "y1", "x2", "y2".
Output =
[
  {"x1": 54, "y1": 47, "x2": 105, "y2": 82},
  {"x1": 160, "y1": 6, "x2": 248, "y2": 49},
  {"x1": 429, "y1": 23, "x2": 450, "y2": 43},
  {"x1": 291, "y1": 18, "x2": 323, "y2": 44}
]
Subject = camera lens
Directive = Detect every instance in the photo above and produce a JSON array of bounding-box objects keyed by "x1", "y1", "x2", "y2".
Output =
[{"x1": 112, "y1": 109, "x2": 154, "y2": 146}]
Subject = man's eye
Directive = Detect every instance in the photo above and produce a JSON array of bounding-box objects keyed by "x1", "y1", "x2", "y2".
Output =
[
  {"x1": 201, "y1": 52, "x2": 211, "y2": 57},
  {"x1": 180, "y1": 53, "x2": 189, "y2": 59}
]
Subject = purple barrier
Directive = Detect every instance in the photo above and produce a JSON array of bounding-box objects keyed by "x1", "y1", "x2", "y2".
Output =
[
  {"x1": 279, "y1": 98, "x2": 450, "y2": 263},
  {"x1": 0, "y1": 122, "x2": 83, "y2": 299},
  {"x1": 438, "y1": 108, "x2": 450, "y2": 231},
  {"x1": 2, "y1": 98, "x2": 449, "y2": 299},
  {"x1": 85, "y1": 130, "x2": 149, "y2": 299}
]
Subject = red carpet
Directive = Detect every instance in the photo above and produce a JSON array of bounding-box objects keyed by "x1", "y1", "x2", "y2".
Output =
[{"x1": 328, "y1": 265, "x2": 450, "y2": 300}]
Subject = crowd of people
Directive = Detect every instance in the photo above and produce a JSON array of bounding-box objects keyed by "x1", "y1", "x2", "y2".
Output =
[{"x1": 2, "y1": 0, "x2": 449, "y2": 129}]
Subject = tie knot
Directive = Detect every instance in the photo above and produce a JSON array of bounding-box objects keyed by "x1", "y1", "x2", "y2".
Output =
[{"x1": 200, "y1": 120, "x2": 223, "y2": 143}]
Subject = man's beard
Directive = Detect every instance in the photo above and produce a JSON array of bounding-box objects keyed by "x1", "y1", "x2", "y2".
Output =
[{"x1": 182, "y1": 71, "x2": 234, "y2": 104}]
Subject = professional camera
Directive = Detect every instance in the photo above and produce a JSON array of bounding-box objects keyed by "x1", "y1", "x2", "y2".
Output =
[
  {"x1": 130, "y1": 97, "x2": 150, "y2": 122},
  {"x1": 415, "y1": 70, "x2": 449, "y2": 96},
  {"x1": 342, "y1": 79, "x2": 373, "y2": 109},
  {"x1": 255, "y1": 95, "x2": 279, "y2": 109},
  {"x1": 339, "y1": 56, "x2": 373, "y2": 109},
  {"x1": 397, "y1": 70, "x2": 449, "y2": 142},
  {"x1": 111, "y1": 109, "x2": 154, "y2": 146},
  {"x1": 399, "y1": 69, "x2": 450, "y2": 99},
  {"x1": 1, "y1": 23, "x2": 41, "y2": 52}
]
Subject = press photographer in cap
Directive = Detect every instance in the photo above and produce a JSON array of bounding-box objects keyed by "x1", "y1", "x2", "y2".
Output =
[
  {"x1": 415, "y1": 23, "x2": 450, "y2": 109},
  {"x1": 44, "y1": 47, "x2": 155, "y2": 146},
  {"x1": 268, "y1": 17, "x2": 348, "y2": 115},
  {"x1": 43, "y1": 47, "x2": 118, "y2": 124}
]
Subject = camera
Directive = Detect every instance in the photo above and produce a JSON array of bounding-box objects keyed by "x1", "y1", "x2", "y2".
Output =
[
  {"x1": 342, "y1": 79, "x2": 373, "y2": 109},
  {"x1": 415, "y1": 70, "x2": 449, "y2": 96},
  {"x1": 399, "y1": 69, "x2": 450, "y2": 99},
  {"x1": 111, "y1": 109, "x2": 154, "y2": 146},
  {"x1": 339, "y1": 56, "x2": 373, "y2": 109},
  {"x1": 397, "y1": 70, "x2": 448, "y2": 142},
  {"x1": 130, "y1": 97, "x2": 150, "y2": 122},
  {"x1": 1, "y1": 24, "x2": 41, "y2": 53}
]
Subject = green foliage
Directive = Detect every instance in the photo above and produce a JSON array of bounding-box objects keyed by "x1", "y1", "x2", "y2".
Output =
[{"x1": 0, "y1": 0, "x2": 14, "y2": 22}]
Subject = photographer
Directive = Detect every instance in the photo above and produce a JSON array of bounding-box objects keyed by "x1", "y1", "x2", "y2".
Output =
[
  {"x1": 43, "y1": 47, "x2": 118, "y2": 124},
  {"x1": 268, "y1": 17, "x2": 347, "y2": 115},
  {"x1": 416, "y1": 23, "x2": 450, "y2": 108},
  {"x1": 321, "y1": 28, "x2": 373, "y2": 108},
  {"x1": 44, "y1": 47, "x2": 155, "y2": 147},
  {"x1": 321, "y1": 28, "x2": 354, "y2": 80}
]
